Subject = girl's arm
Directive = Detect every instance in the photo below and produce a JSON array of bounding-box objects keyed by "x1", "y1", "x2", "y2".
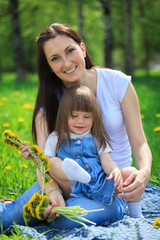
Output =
[
  {"x1": 119, "y1": 82, "x2": 152, "y2": 201},
  {"x1": 100, "y1": 153, "x2": 123, "y2": 189}
]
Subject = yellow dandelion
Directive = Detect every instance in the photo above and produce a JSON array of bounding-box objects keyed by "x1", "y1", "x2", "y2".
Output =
[
  {"x1": 18, "y1": 118, "x2": 24, "y2": 122},
  {"x1": 23, "y1": 104, "x2": 34, "y2": 110},
  {"x1": 3, "y1": 123, "x2": 10, "y2": 127},
  {"x1": 3, "y1": 130, "x2": 22, "y2": 151},
  {"x1": 0, "y1": 102, "x2": 4, "y2": 106},
  {"x1": 153, "y1": 218, "x2": 160, "y2": 228},
  {"x1": 156, "y1": 113, "x2": 160, "y2": 118},
  {"x1": 142, "y1": 85, "x2": 147, "y2": 90},
  {"x1": 45, "y1": 175, "x2": 53, "y2": 185},
  {"x1": 35, "y1": 195, "x2": 50, "y2": 220},
  {"x1": 154, "y1": 126, "x2": 160, "y2": 132},
  {"x1": 1, "y1": 97, "x2": 7, "y2": 101},
  {"x1": 21, "y1": 164, "x2": 28, "y2": 168},
  {"x1": 5, "y1": 166, "x2": 12, "y2": 171},
  {"x1": 23, "y1": 203, "x2": 31, "y2": 222},
  {"x1": 12, "y1": 91, "x2": 20, "y2": 96},
  {"x1": 141, "y1": 114, "x2": 144, "y2": 119},
  {"x1": 27, "y1": 193, "x2": 42, "y2": 218}
]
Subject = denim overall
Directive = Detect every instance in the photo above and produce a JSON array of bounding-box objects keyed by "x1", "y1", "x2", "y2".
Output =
[{"x1": 57, "y1": 135, "x2": 115, "y2": 205}]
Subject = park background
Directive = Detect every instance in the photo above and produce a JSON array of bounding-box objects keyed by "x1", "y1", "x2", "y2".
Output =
[{"x1": 0, "y1": 0, "x2": 160, "y2": 201}]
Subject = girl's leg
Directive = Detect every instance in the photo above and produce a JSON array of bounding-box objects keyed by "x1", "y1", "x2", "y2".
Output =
[
  {"x1": 121, "y1": 167, "x2": 143, "y2": 218},
  {"x1": 46, "y1": 196, "x2": 125, "y2": 229},
  {"x1": 49, "y1": 157, "x2": 91, "y2": 183},
  {"x1": 0, "y1": 182, "x2": 41, "y2": 232}
]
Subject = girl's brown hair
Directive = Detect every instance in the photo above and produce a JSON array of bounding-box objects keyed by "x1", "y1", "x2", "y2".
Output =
[
  {"x1": 32, "y1": 23, "x2": 94, "y2": 143},
  {"x1": 55, "y1": 85, "x2": 111, "y2": 151}
]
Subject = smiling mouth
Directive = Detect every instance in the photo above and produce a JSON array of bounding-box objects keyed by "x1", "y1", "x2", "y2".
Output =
[
  {"x1": 75, "y1": 126, "x2": 84, "y2": 130},
  {"x1": 65, "y1": 66, "x2": 77, "y2": 74}
]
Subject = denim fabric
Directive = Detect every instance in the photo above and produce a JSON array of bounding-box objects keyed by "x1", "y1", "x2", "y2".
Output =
[
  {"x1": 57, "y1": 136, "x2": 115, "y2": 205},
  {"x1": 0, "y1": 182, "x2": 125, "y2": 232}
]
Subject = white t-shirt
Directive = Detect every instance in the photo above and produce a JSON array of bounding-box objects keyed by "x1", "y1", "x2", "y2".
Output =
[
  {"x1": 44, "y1": 130, "x2": 112, "y2": 157},
  {"x1": 95, "y1": 68, "x2": 132, "y2": 168}
]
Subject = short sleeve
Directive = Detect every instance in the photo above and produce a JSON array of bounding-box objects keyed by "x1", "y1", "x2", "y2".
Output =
[
  {"x1": 113, "y1": 70, "x2": 131, "y2": 103},
  {"x1": 96, "y1": 140, "x2": 112, "y2": 156},
  {"x1": 44, "y1": 131, "x2": 58, "y2": 157}
]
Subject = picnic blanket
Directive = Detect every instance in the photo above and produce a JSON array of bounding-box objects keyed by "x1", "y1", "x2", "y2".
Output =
[{"x1": 3, "y1": 184, "x2": 160, "y2": 239}]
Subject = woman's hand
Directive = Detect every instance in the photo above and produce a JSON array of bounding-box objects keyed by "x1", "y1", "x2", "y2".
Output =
[
  {"x1": 107, "y1": 168, "x2": 123, "y2": 190},
  {"x1": 19, "y1": 141, "x2": 32, "y2": 160},
  {"x1": 118, "y1": 168, "x2": 150, "y2": 202},
  {"x1": 43, "y1": 189, "x2": 66, "y2": 219}
]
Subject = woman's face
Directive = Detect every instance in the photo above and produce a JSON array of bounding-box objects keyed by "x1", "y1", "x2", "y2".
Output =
[{"x1": 43, "y1": 35, "x2": 86, "y2": 87}]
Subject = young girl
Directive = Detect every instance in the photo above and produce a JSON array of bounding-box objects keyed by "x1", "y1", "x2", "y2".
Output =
[{"x1": 44, "y1": 85, "x2": 142, "y2": 218}]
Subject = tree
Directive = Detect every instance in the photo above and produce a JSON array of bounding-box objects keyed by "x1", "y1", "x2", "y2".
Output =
[
  {"x1": 100, "y1": 0, "x2": 113, "y2": 68},
  {"x1": 123, "y1": 0, "x2": 135, "y2": 76},
  {"x1": 9, "y1": 0, "x2": 26, "y2": 81}
]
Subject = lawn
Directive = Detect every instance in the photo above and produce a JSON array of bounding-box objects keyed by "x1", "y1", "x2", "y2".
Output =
[{"x1": 0, "y1": 71, "x2": 160, "y2": 200}]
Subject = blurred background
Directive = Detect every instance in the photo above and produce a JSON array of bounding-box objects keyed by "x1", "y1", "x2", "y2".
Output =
[{"x1": 0, "y1": 0, "x2": 160, "y2": 81}]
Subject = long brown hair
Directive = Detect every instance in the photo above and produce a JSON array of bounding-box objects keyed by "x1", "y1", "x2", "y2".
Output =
[
  {"x1": 55, "y1": 85, "x2": 111, "y2": 151},
  {"x1": 32, "y1": 23, "x2": 94, "y2": 142}
]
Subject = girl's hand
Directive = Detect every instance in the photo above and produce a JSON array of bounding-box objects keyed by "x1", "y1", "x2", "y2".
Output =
[
  {"x1": 118, "y1": 169, "x2": 150, "y2": 202},
  {"x1": 107, "y1": 168, "x2": 123, "y2": 190},
  {"x1": 43, "y1": 189, "x2": 66, "y2": 219},
  {"x1": 19, "y1": 141, "x2": 32, "y2": 160}
]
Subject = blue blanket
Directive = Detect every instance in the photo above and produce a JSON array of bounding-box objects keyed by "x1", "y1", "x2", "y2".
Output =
[{"x1": 3, "y1": 184, "x2": 160, "y2": 239}]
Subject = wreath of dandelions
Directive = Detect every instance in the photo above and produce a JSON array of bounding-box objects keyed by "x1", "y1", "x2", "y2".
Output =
[{"x1": 3, "y1": 130, "x2": 104, "y2": 227}]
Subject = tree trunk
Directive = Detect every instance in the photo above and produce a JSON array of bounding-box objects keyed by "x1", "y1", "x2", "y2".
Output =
[
  {"x1": 123, "y1": 0, "x2": 135, "y2": 76},
  {"x1": 9, "y1": 0, "x2": 26, "y2": 81},
  {"x1": 77, "y1": 0, "x2": 85, "y2": 42},
  {"x1": 138, "y1": 0, "x2": 150, "y2": 75},
  {"x1": 100, "y1": 0, "x2": 113, "y2": 68}
]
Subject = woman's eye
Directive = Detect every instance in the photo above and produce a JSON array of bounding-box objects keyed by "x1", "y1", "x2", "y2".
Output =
[
  {"x1": 67, "y1": 48, "x2": 74, "y2": 54},
  {"x1": 51, "y1": 56, "x2": 59, "y2": 62}
]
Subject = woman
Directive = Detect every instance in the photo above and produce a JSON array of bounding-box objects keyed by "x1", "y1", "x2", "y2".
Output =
[{"x1": 0, "y1": 23, "x2": 152, "y2": 230}]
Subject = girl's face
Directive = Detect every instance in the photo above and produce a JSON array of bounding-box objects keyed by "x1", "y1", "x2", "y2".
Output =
[
  {"x1": 43, "y1": 35, "x2": 86, "y2": 88},
  {"x1": 68, "y1": 111, "x2": 93, "y2": 135}
]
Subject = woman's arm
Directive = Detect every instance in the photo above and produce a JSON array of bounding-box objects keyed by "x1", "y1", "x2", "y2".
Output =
[
  {"x1": 119, "y1": 82, "x2": 152, "y2": 201},
  {"x1": 35, "y1": 110, "x2": 66, "y2": 218},
  {"x1": 100, "y1": 153, "x2": 123, "y2": 189}
]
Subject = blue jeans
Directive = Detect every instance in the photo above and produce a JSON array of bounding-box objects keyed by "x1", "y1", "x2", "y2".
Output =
[{"x1": 0, "y1": 182, "x2": 125, "y2": 232}]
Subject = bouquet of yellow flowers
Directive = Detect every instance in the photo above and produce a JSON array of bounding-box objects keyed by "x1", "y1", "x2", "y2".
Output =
[{"x1": 3, "y1": 130, "x2": 104, "y2": 227}]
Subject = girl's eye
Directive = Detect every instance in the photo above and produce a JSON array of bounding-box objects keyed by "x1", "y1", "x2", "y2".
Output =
[
  {"x1": 84, "y1": 115, "x2": 90, "y2": 118},
  {"x1": 67, "y1": 48, "x2": 74, "y2": 54},
  {"x1": 72, "y1": 115, "x2": 77, "y2": 118}
]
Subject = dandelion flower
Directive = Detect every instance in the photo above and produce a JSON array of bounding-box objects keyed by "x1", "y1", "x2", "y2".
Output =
[
  {"x1": 5, "y1": 166, "x2": 12, "y2": 171},
  {"x1": 156, "y1": 113, "x2": 160, "y2": 118},
  {"x1": 0, "y1": 102, "x2": 4, "y2": 106},
  {"x1": 23, "y1": 203, "x2": 31, "y2": 222},
  {"x1": 21, "y1": 164, "x2": 28, "y2": 168},
  {"x1": 18, "y1": 118, "x2": 24, "y2": 122},
  {"x1": 23, "y1": 104, "x2": 34, "y2": 110},
  {"x1": 154, "y1": 126, "x2": 160, "y2": 132},
  {"x1": 3, "y1": 123, "x2": 10, "y2": 128},
  {"x1": 142, "y1": 85, "x2": 147, "y2": 90},
  {"x1": 153, "y1": 218, "x2": 160, "y2": 228},
  {"x1": 12, "y1": 91, "x2": 20, "y2": 96},
  {"x1": 1, "y1": 97, "x2": 7, "y2": 101},
  {"x1": 3, "y1": 130, "x2": 22, "y2": 150},
  {"x1": 141, "y1": 114, "x2": 144, "y2": 119}
]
